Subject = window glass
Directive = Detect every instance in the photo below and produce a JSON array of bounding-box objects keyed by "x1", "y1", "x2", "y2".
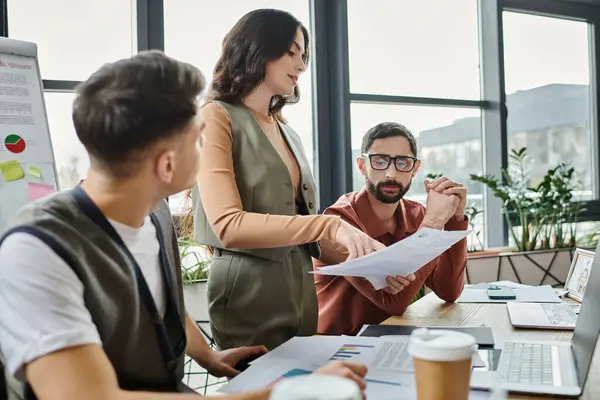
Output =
[
  {"x1": 347, "y1": 0, "x2": 480, "y2": 99},
  {"x1": 8, "y1": 0, "x2": 134, "y2": 80},
  {"x1": 503, "y1": 11, "x2": 594, "y2": 200}
]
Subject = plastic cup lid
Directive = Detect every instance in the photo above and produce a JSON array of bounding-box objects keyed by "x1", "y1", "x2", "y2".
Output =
[
  {"x1": 408, "y1": 328, "x2": 478, "y2": 362},
  {"x1": 269, "y1": 374, "x2": 362, "y2": 400}
]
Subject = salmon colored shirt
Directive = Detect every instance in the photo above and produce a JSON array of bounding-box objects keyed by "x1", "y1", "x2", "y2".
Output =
[
  {"x1": 197, "y1": 102, "x2": 340, "y2": 249},
  {"x1": 314, "y1": 189, "x2": 469, "y2": 335}
]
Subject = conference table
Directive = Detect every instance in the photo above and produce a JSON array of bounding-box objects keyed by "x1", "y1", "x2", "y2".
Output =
[{"x1": 382, "y1": 293, "x2": 600, "y2": 399}]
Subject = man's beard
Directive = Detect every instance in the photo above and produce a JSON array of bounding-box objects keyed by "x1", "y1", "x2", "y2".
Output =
[{"x1": 366, "y1": 178, "x2": 411, "y2": 204}]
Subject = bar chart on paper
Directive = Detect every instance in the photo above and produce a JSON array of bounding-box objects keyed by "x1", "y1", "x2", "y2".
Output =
[
  {"x1": 330, "y1": 344, "x2": 375, "y2": 361},
  {"x1": 329, "y1": 340, "x2": 415, "y2": 373},
  {"x1": 268, "y1": 368, "x2": 312, "y2": 387}
]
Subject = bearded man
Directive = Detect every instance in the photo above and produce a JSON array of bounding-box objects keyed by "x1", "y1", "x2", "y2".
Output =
[{"x1": 313, "y1": 122, "x2": 469, "y2": 335}]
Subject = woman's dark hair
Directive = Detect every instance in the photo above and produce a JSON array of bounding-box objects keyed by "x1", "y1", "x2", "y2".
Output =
[{"x1": 210, "y1": 8, "x2": 309, "y2": 121}]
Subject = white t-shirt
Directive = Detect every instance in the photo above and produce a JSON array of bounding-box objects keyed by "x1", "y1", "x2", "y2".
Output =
[{"x1": 0, "y1": 216, "x2": 165, "y2": 379}]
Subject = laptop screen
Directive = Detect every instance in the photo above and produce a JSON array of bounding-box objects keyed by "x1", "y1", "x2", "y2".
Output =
[{"x1": 572, "y1": 241, "x2": 600, "y2": 385}]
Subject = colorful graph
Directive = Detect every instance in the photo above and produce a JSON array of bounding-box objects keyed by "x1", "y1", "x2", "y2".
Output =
[
  {"x1": 268, "y1": 368, "x2": 311, "y2": 387},
  {"x1": 330, "y1": 344, "x2": 375, "y2": 361},
  {"x1": 269, "y1": 367, "x2": 402, "y2": 388},
  {"x1": 4, "y1": 134, "x2": 26, "y2": 154}
]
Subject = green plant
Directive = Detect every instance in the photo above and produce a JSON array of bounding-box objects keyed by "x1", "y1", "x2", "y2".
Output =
[
  {"x1": 581, "y1": 225, "x2": 600, "y2": 249},
  {"x1": 465, "y1": 204, "x2": 484, "y2": 252},
  {"x1": 178, "y1": 236, "x2": 211, "y2": 284},
  {"x1": 426, "y1": 173, "x2": 443, "y2": 180},
  {"x1": 175, "y1": 189, "x2": 212, "y2": 284},
  {"x1": 471, "y1": 147, "x2": 584, "y2": 252}
]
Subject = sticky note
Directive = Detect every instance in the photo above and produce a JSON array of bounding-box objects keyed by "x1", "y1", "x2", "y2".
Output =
[
  {"x1": 28, "y1": 166, "x2": 42, "y2": 178},
  {"x1": 28, "y1": 182, "x2": 55, "y2": 201},
  {"x1": 0, "y1": 160, "x2": 24, "y2": 182}
]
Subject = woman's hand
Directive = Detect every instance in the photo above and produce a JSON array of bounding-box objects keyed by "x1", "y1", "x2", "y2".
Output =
[{"x1": 335, "y1": 220, "x2": 386, "y2": 260}]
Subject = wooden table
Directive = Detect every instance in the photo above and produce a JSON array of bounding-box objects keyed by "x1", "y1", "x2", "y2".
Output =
[{"x1": 382, "y1": 293, "x2": 600, "y2": 399}]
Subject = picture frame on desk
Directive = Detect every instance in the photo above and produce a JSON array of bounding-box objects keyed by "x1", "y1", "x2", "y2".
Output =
[{"x1": 565, "y1": 248, "x2": 596, "y2": 302}]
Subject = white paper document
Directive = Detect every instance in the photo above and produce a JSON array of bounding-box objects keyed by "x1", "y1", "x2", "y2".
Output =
[
  {"x1": 311, "y1": 227, "x2": 472, "y2": 290},
  {"x1": 457, "y1": 284, "x2": 561, "y2": 303},
  {"x1": 220, "y1": 336, "x2": 414, "y2": 394},
  {"x1": 219, "y1": 336, "x2": 491, "y2": 399},
  {"x1": 0, "y1": 53, "x2": 54, "y2": 163}
]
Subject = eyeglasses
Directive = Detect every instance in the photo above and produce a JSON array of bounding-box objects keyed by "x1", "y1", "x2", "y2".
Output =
[{"x1": 362, "y1": 153, "x2": 418, "y2": 172}]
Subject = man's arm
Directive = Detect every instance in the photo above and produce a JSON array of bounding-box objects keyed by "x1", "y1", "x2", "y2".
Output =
[
  {"x1": 25, "y1": 344, "x2": 270, "y2": 400},
  {"x1": 314, "y1": 211, "x2": 422, "y2": 316},
  {"x1": 423, "y1": 216, "x2": 469, "y2": 302},
  {"x1": 421, "y1": 177, "x2": 469, "y2": 302},
  {"x1": 184, "y1": 312, "x2": 267, "y2": 378}
]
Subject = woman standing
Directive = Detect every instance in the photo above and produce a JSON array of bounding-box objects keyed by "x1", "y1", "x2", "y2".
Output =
[{"x1": 193, "y1": 8, "x2": 384, "y2": 351}]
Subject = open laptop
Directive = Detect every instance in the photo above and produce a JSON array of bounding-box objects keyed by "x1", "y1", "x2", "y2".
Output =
[
  {"x1": 506, "y1": 250, "x2": 593, "y2": 330},
  {"x1": 470, "y1": 241, "x2": 600, "y2": 396}
]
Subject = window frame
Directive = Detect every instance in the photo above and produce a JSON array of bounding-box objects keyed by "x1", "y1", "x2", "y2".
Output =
[
  {"x1": 1, "y1": 0, "x2": 165, "y2": 193},
  {"x1": 313, "y1": 0, "x2": 600, "y2": 248},
  {"x1": 501, "y1": 0, "x2": 600, "y2": 224}
]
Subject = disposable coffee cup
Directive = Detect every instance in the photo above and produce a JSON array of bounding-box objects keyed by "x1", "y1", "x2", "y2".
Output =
[
  {"x1": 269, "y1": 374, "x2": 362, "y2": 400},
  {"x1": 408, "y1": 328, "x2": 478, "y2": 400}
]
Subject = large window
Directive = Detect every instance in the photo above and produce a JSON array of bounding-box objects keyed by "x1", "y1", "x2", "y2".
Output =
[
  {"x1": 503, "y1": 11, "x2": 595, "y2": 201},
  {"x1": 347, "y1": 0, "x2": 480, "y2": 99},
  {"x1": 4, "y1": 1, "x2": 600, "y2": 247},
  {"x1": 7, "y1": 0, "x2": 134, "y2": 80},
  {"x1": 7, "y1": 0, "x2": 135, "y2": 190},
  {"x1": 346, "y1": 0, "x2": 485, "y2": 248},
  {"x1": 164, "y1": 0, "x2": 315, "y2": 171},
  {"x1": 44, "y1": 92, "x2": 88, "y2": 189}
]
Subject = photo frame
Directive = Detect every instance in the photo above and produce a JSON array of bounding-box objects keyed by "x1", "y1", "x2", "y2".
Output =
[{"x1": 564, "y1": 248, "x2": 596, "y2": 302}]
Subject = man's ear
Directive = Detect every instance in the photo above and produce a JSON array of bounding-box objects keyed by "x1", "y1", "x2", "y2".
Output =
[
  {"x1": 412, "y1": 159, "x2": 422, "y2": 177},
  {"x1": 357, "y1": 156, "x2": 366, "y2": 176},
  {"x1": 156, "y1": 149, "x2": 176, "y2": 184}
]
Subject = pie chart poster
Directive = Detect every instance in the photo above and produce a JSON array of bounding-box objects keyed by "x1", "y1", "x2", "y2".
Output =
[{"x1": 0, "y1": 132, "x2": 53, "y2": 163}]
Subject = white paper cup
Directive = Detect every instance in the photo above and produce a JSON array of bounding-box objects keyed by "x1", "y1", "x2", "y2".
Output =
[
  {"x1": 408, "y1": 328, "x2": 478, "y2": 400},
  {"x1": 269, "y1": 374, "x2": 362, "y2": 400}
]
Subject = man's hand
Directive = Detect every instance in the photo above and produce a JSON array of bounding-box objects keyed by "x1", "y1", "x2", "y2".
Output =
[
  {"x1": 427, "y1": 176, "x2": 468, "y2": 219},
  {"x1": 315, "y1": 360, "x2": 367, "y2": 398},
  {"x1": 421, "y1": 180, "x2": 461, "y2": 229},
  {"x1": 383, "y1": 274, "x2": 416, "y2": 294},
  {"x1": 204, "y1": 345, "x2": 268, "y2": 378},
  {"x1": 335, "y1": 220, "x2": 386, "y2": 259}
]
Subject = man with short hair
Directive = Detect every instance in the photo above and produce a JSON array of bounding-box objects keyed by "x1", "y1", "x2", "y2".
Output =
[
  {"x1": 0, "y1": 51, "x2": 366, "y2": 399},
  {"x1": 314, "y1": 122, "x2": 469, "y2": 336}
]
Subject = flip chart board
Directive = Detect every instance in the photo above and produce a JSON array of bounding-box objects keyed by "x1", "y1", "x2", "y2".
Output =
[{"x1": 0, "y1": 37, "x2": 59, "y2": 231}]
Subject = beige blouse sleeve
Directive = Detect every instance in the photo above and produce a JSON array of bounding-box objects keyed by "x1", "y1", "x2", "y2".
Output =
[{"x1": 196, "y1": 102, "x2": 340, "y2": 249}]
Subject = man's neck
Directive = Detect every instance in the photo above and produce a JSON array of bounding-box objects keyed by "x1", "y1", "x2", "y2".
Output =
[
  {"x1": 80, "y1": 171, "x2": 161, "y2": 228},
  {"x1": 365, "y1": 190, "x2": 399, "y2": 226}
]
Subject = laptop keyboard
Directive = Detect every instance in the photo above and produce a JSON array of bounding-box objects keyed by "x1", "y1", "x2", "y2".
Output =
[
  {"x1": 500, "y1": 343, "x2": 554, "y2": 385},
  {"x1": 542, "y1": 304, "x2": 578, "y2": 325}
]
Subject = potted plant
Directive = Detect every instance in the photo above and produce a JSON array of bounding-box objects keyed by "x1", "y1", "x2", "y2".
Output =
[
  {"x1": 174, "y1": 190, "x2": 212, "y2": 322},
  {"x1": 467, "y1": 147, "x2": 585, "y2": 286}
]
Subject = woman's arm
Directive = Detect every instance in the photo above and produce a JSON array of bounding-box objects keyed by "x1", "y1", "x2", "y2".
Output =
[{"x1": 197, "y1": 102, "x2": 340, "y2": 249}]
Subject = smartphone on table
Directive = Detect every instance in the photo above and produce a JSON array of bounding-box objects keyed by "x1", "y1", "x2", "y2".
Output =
[{"x1": 486, "y1": 285, "x2": 516, "y2": 300}]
